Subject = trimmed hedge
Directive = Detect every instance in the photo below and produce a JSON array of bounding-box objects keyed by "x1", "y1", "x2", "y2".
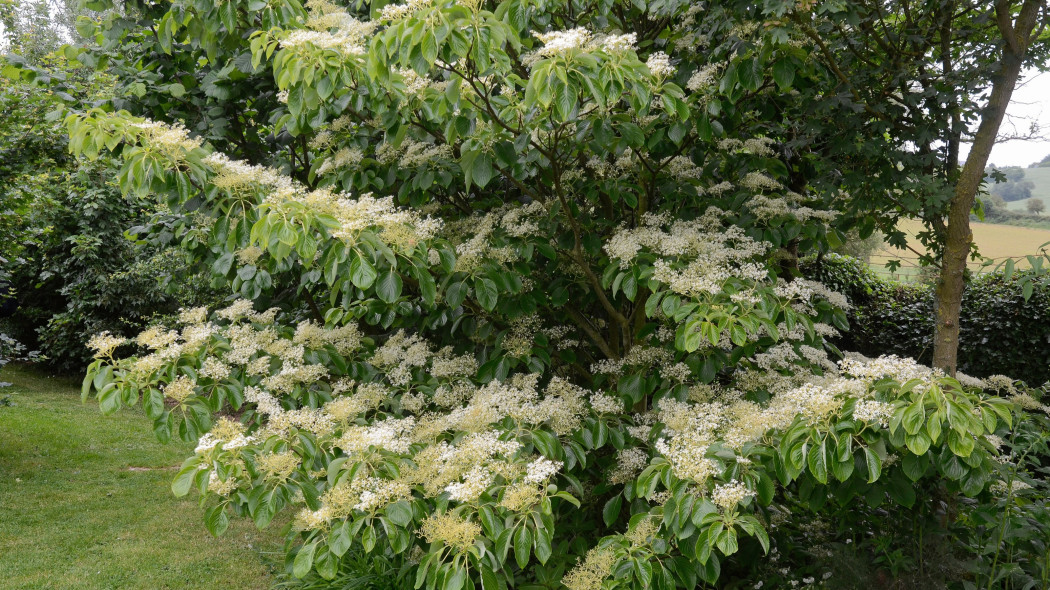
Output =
[{"x1": 802, "y1": 254, "x2": 1050, "y2": 385}]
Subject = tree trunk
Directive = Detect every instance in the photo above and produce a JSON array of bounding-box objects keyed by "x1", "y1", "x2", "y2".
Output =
[{"x1": 932, "y1": 0, "x2": 1043, "y2": 374}]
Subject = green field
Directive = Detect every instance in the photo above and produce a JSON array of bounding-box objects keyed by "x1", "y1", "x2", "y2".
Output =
[
  {"x1": 0, "y1": 365, "x2": 285, "y2": 590},
  {"x1": 869, "y1": 218, "x2": 1050, "y2": 280},
  {"x1": 1001, "y1": 166, "x2": 1050, "y2": 212}
]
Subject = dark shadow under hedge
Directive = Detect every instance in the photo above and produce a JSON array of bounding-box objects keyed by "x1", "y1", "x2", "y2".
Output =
[{"x1": 802, "y1": 254, "x2": 1050, "y2": 385}]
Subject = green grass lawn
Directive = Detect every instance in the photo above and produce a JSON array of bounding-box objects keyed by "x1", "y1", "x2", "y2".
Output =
[{"x1": 0, "y1": 364, "x2": 285, "y2": 590}]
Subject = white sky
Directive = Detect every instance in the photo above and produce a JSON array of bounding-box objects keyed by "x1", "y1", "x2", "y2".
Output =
[{"x1": 960, "y1": 70, "x2": 1050, "y2": 168}]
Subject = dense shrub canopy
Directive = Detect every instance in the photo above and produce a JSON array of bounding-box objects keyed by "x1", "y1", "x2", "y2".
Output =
[{"x1": 27, "y1": 0, "x2": 1048, "y2": 587}]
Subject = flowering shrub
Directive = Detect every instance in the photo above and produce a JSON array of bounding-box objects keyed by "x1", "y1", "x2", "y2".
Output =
[
  {"x1": 85, "y1": 291, "x2": 1020, "y2": 588},
  {"x1": 61, "y1": 0, "x2": 1041, "y2": 586}
]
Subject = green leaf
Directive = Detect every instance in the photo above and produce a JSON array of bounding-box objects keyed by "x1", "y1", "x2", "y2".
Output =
[
  {"x1": 863, "y1": 447, "x2": 882, "y2": 483},
  {"x1": 446, "y1": 281, "x2": 468, "y2": 308},
  {"x1": 901, "y1": 452, "x2": 927, "y2": 481},
  {"x1": 213, "y1": 252, "x2": 235, "y2": 275},
  {"x1": 603, "y1": 495, "x2": 622, "y2": 527},
  {"x1": 386, "y1": 500, "x2": 413, "y2": 527},
  {"x1": 293, "y1": 541, "x2": 318, "y2": 578},
  {"x1": 416, "y1": 269, "x2": 437, "y2": 306},
  {"x1": 831, "y1": 457, "x2": 854, "y2": 482},
  {"x1": 715, "y1": 528, "x2": 738, "y2": 556},
  {"x1": 377, "y1": 270, "x2": 403, "y2": 303},
  {"x1": 314, "y1": 546, "x2": 339, "y2": 580},
  {"x1": 171, "y1": 464, "x2": 198, "y2": 497},
  {"x1": 330, "y1": 521, "x2": 352, "y2": 557},
  {"x1": 807, "y1": 439, "x2": 828, "y2": 484},
  {"x1": 204, "y1": 503, "x2": 230, "y2": 536},
  {"x1": 98, "y1": 383, "x2": 120, "y2": 414},
  {"x1": 534, "y1": 529, "x2": 553, "y2": 564},
  {"x1": 446, "y1": 567, "x2": 467, "y2": 590},
  {"x1": 475, "y1": 277, "x2": 498, "y2": 311},
  {"x1": 772, "y1": 59, "x2": 795, "y2": 90},
  {"x1": 905, "y1": 432, "x2": 931, "y2": 455},
  {"x1": 514, "y1": 526, "x2": 532, "y2": 569},
  {"x1": 947, "y1": 430, "x2": 975, "y2": 457},
  {"x1": 618, "y1": 373, "x2": 645, "y2": 404},
  {"x1": 350, "y1": 255, "x2": 378, "y2": 289},
  {"x1": 901, "y1": 402, "x2": 925, "y2": 435},
  {"x1": 480, "y1": 566, "x2": 499, "y2": 590},
  {"x1": 619, "y1": 122, "x2": 645, "y2": 148},
  {"x1": 472, "y1": 153, "x2": 494, "y2": 188}
]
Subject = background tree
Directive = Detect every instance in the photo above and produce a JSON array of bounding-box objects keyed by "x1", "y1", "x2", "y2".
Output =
[
  {"x1": 750, "y1": 0, "x2": 1050, "y2": 375},
  {"x1": 987, "y1": 166, "x2": 1036, "y2": 201},
  {"x1": 1027, "y1": 197, "x2": 1047, "y2": 214},
  {"x1": 934, "y1": 0, "x2": 1047, "y2": 373},
  {"x1": 1, "y1": 7, "x2": 216, "y2": 371}
]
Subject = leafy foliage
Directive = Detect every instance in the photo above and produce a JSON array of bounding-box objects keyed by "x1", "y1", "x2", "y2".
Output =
[
  {"x1": 0, "y1": 50, "x2": 216, "y2": 372},
  {"x1": 17, "y1": 0, "x2": 1046, "y2": 587},
  {"x1": 804, "y1": 254, "x2": 1050, "y2": 386}
]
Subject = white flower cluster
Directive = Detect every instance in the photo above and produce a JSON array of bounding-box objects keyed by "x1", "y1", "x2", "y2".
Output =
[
  {"x1": 609, "y1": 448, "x2": 649, "y2": 484},
  {"x1": 839, "y1": 355, "x2": 941, "y2": 383},
  {"x1": 525, "y1": 457, "x2": 563, "y2": 483},
  {"x1": 127, "y1": 120, "x2": 203, "y2": 161},
  {"x1": 852, "y1": 400, "x2": 894, "y2": 427},
  {"x1": 712, "y1": 479, "x2": 754, "y2": 510},
  {"x1": 532, "y1": 28, "x2": 594, "y2": 57},
  {"x1": 718, "y1": 137, "x2": 776, "y2": 157},
  {"x1": 447, "y1": 204, "x2": 546, "y2": 272},
  {"x1": 525, "y1": 28, "x2": 639, "y2": 66},
  {"x1": 739, "y1": 171, "x2": 782, "y2": 191},
  {"x1": 281, "y1": 29, "x2": 367, "y2": 57},
  {"x1": 591, "y1": 345, "x2": 674, "y2": 377},
  {"x1": 395, "y1": 138, "x2": 454, "y2": 169},
  {"x1": 316, "y1": 147, "x2": 364, "y2": 176},
  {"x1": 605, "y1": 213, "x2": 770, "y2": 299},
  {"x1": 87, "y1": 331, "x2": 127, "y2": 358},
  {"x1": 444, "y1": 465, "x2": 495, "y2": 502},
  {"x1": 652, "y1": 355, "x2": 926, "y2": 483},
  {"x1": 202, "y1": 148, "x2": 444, "y2": 252},
  {"x1": 371, "y1": 330, "x2": 432, "y2": 386},
  {"x1": 589, "y1": 392, "x2": 622, "y2": 414},
  {"x1": 989, "y1": 479, "x2": 1033, "y2": 496},
  {"x1": 282, "y1": 0, "x2": 376, "y2": 55},
  {"x1": 662, "y1": 155, "x2": 703, "y2": 180},
  {"x1": 337, "y1": 416, "x2": 417, "y2": 456},
  {"x1": 379, "y1": 0, "x2": 432, "y2": 20},
  {"x1": 645, "y1": 52, "x2": 675, "y2": 78},
  {"x1": 431, "y1": 346, "x2": 479, "y2": 379},
  {"x1": 687, "y1": 64, "x2": 722, "y2": 93},
  {"x1": 748, "y1": 188, "x2": 839, "y2": 225}
]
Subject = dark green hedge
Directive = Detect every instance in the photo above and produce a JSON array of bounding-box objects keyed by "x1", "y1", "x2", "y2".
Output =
[{"x1": 802, "y1": 254, "x2": 1050, "y2": 385}]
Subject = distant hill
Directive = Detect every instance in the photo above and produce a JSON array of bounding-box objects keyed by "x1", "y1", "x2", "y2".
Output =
[{"x1": 1001, "y1": 166, "x2": 1050, "y2": 211}]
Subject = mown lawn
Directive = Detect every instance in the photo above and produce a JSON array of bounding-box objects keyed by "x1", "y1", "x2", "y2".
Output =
[{"x1": 0, "y1": 364, "x2": 285, "y2": 590}]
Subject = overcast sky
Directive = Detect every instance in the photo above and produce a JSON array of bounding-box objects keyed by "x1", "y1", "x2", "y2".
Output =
[{"x1": 960, "y1": 70, "x2": 1050, "y2": 168}]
